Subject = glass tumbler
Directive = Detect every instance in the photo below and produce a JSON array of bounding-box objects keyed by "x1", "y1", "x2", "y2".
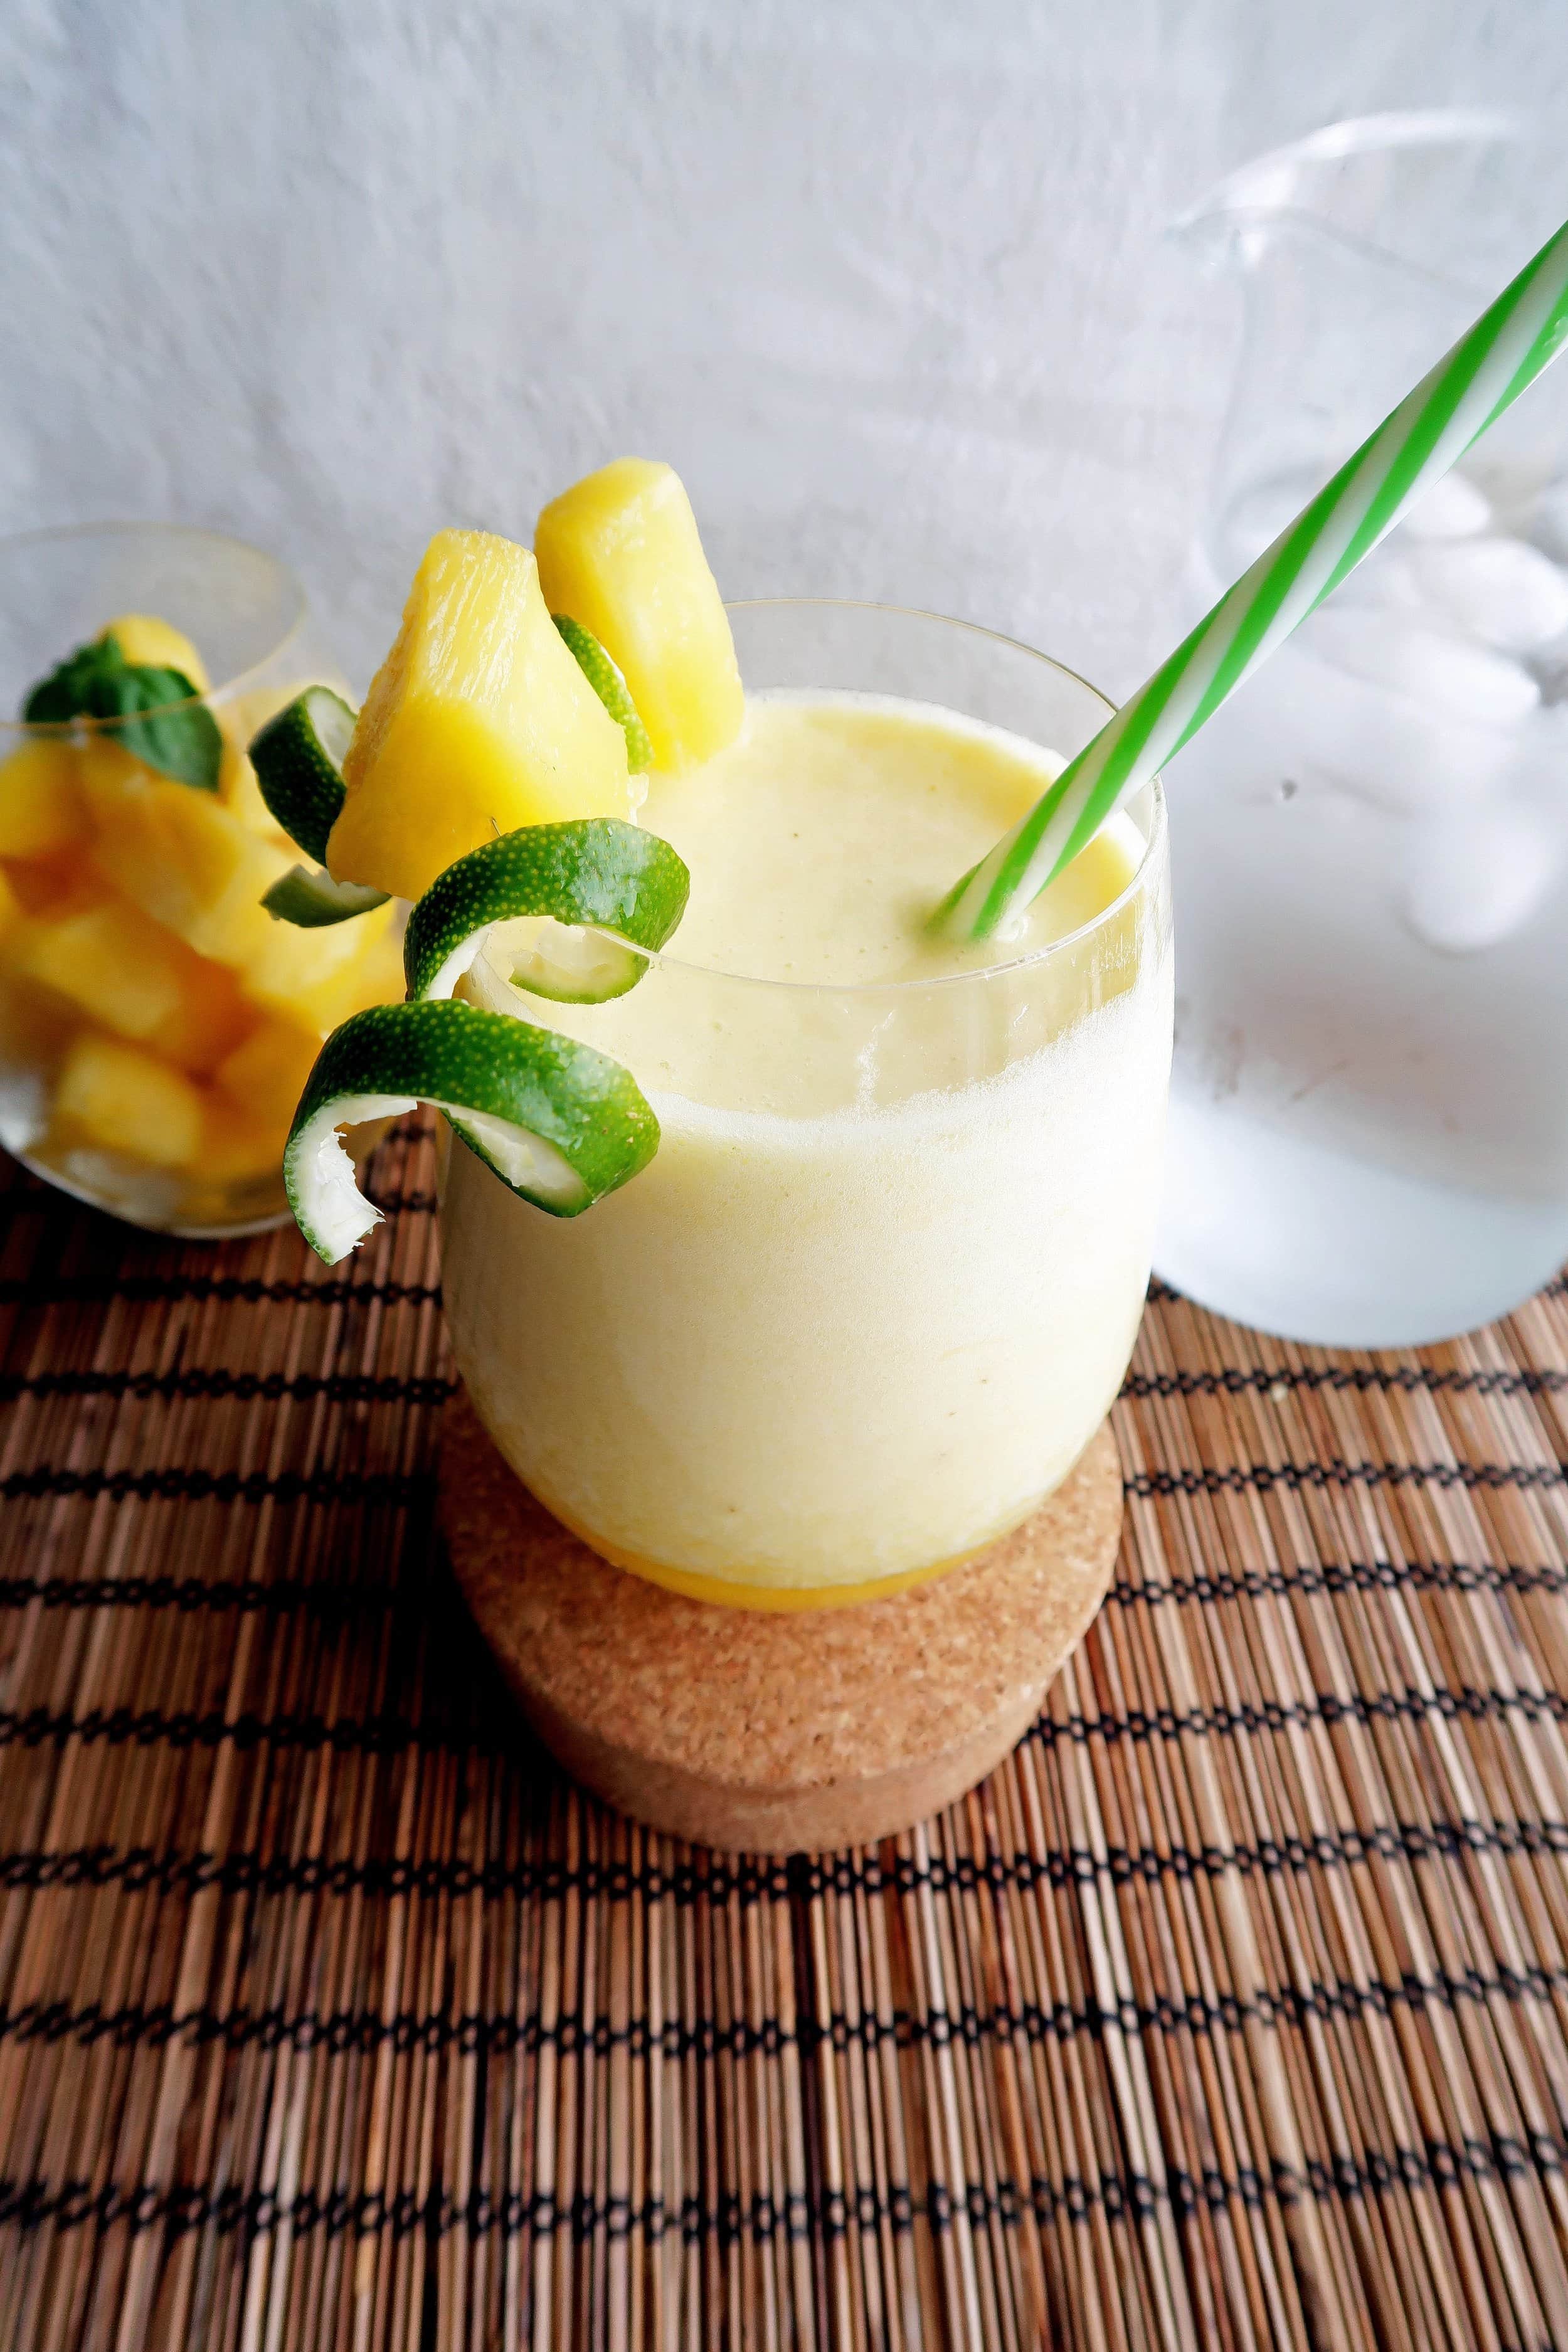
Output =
[
  {"x1": 0, "y1": 523, "x2": 400, "y2": 1236},
  {"x1": 440, "y1": 601, "x2": 1173, "y2": 1607}
]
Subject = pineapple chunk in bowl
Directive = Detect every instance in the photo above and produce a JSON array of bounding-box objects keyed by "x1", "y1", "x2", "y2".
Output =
[{"x1": 0, "y1": 524, "x2": 401, "y2": 1236}]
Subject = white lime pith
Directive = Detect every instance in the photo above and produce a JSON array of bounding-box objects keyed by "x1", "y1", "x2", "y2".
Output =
[
  {"x1": 284, "y1": 997, "x2": 660, "y2": 1263},
  {"x1": 263, "y1": 865, "x2": 391, "y2": 928},
  {"x1": 402, "y1": 819, "x2": 689, "y2": 1008}
]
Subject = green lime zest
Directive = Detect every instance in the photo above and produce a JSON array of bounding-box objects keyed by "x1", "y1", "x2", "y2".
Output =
[
  {"x1": 22, "y1": 632, "x2": 222, "y2": 790},
  {"x1": 248, "y1": 686, "x2": 357, "y2": 864},
  {"x1": 553, "y1": 614, "x2": 653, "y2": 773},
  {"x1": 263, "y1": 864, "x2": 391, "y2": 928},
  {"x1": 403, "y1": 818, "x2": 689, "y2": 1007},
  {"x1": 285, "y1": 997, "x2": 660, "y2": 1262}
]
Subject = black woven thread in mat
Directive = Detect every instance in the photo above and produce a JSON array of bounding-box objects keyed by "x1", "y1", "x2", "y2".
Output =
[{"x1": 3, "y1": 1121, "x2": 1568, "y2": 2349}]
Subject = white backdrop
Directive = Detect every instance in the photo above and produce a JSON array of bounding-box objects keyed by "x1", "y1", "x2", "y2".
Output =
[{"x1": 5, "y1": 1, "x2": 1568, "y2": 694}]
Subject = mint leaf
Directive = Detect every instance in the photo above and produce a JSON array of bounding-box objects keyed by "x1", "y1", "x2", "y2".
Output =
[
  {"x1": 19, "y1": 632, "x2": 223, "y2": 791},
  {"x1": 101, "y1": 666, "x2": 223, "y2": 790},
  {"x1": 22, "y1": 633, "x2": 126, "y2": 725}
]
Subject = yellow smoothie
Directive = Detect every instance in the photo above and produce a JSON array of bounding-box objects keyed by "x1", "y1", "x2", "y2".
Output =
[{"x1": 440, "y1": 687, "x2": 1172, "y2": 1602}]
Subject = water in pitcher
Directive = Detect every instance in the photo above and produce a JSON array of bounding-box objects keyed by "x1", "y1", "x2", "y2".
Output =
[{"x1": 1154, "y1": 115, "x2": 1568, "y2": 1345}]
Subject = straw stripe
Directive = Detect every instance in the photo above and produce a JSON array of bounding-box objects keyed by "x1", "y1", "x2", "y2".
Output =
[{"x1": 946, "y1": 214, "x2": 1568, "y2": 937}]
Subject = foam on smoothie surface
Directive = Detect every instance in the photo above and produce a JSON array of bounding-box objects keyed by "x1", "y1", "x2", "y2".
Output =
[{"x1": 636, "y1": 691, "x2": 1137, "y2": 985}]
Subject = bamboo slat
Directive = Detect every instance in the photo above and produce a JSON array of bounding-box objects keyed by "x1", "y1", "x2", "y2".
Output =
[{"x1": 3, "y1": 1122, "x2": 1567, "y2": 2349}]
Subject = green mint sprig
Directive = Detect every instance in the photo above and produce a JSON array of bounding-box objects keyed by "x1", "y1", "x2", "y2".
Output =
[{"x1": 21, "y1": 630, "x2": 223, "y2": 791}]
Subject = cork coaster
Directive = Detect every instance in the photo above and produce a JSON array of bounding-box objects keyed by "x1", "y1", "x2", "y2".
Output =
[{"x1": 439, "y1": 1390, "x2": 1123, "y2": 1853}]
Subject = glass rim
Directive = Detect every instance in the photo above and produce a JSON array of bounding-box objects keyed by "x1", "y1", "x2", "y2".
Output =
[
  {"x1": 629, "y1": 595, "x2": 1165, "y2": 999},
  {"x1": 1170, "y1": 107, "x2": 1524, "y2": 235},
  {"x1": 1167, "y1": 108, "x2": 1526, "y2": 299},
  {"x1": 0, "y1": 520, "x2": 309, "y2": 731}
]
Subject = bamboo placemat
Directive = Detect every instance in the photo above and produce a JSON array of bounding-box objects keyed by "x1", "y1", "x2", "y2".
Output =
[{"x1": 3, "y1": 1117, "x2": 1568, "y2": 2352}]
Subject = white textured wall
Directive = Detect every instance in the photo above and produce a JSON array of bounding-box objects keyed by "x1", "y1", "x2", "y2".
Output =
[{"x1": 4, "y1": 1, "x2": 1568, "y2": 694}]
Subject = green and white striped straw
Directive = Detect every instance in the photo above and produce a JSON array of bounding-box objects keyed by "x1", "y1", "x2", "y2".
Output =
[{"x1": 937, "y1": 214, "x2": 1568, "y2": 940}]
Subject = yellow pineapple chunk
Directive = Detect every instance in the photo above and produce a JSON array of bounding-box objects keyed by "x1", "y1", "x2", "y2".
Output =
[
  {"x1": 245, "y1": 919, "x2": 397, "y2": 1041},
  {"x1": 242, "y1": 894, "x2": 395, "y2": 1022},
  {"x1": 1, "y1": 851, "x2": 100, "y2": 919},
  {"x1": 213, "y1": 687, "x2": 305, "y2": 839},
  {"x1": 10, "y1": 898, "x2": 208, "y2": 1043},
  {"x1": 327, "y1": 529, "x2": 632, "y2": 901},
  {"x1": 53, "y1": 1034, "x2": 203, "y2": 1168},
  {"x1": 149, "y1": 960, "x2": 255, "y2": 1078},
  {"x1": 101, "y1": 613, "x2": 209, "y2": 691},
  {"x1": 534, "y1": 458, "x2": 743, "y2": 772},
  {"x1": 7, "y1": 889, "x2": 243, "y2": 1076},
  {"x1": 0, "y1": 969, "x2": 76, "y2": 1074},
  {"x1": 216, "y1": 1018, "x2": 322, "y2": 1130},
  {"x1": 87, "y1": 762, "x2": 291, "y2": 970},
  {"x1": 75, "y1": 736, "x2": 146, "y2": 823},
  {"x1": 218, "y1": 735, "x2": 290, "y2": 839},
  {"x1": 0, "y1": 864, "x2": 77, "y2": 1085},
  {"x1": 199, "y1": 1096, "x2": 285, "y2": 1185},
  {"x1": 0, "y1": 738, "x2": 86, "y2": 859},
  {"x1": 299, "y1": 919, "x2": 406, "y2": 1035}
]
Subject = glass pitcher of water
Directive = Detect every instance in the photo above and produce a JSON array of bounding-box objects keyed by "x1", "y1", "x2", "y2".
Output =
[{"x1": 1156, "y1": 113, "x2": 1568, "y2": 1346}]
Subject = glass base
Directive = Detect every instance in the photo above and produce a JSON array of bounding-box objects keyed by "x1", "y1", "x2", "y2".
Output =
[
  {"x1": 526, "y1": 1473, "x2": 1012, "y2": 1612},
  {"x1": 1155, "y1": 1088, "x2": 1568, "y2": 1348},
  {"x1": 13, "y1": 1147, "x2": 292, "y2": 1241},
  {"x1": 515, "y1": 1425, "x2": 1118, "y2": 1612}
]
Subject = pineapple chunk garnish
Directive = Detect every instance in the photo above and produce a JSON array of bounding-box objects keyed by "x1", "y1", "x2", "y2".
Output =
[
  {"x1": 535, "y1": 458, "x2": 743, "y2": 773},
  {"x1": 327, "y1": 529, "x2": 632, "y2": 902},
  {"x1": 53, "y1": 1034, "x2": 204, "y2": 1168},
  {"x1": 0, "y1": 739, "x2": 86, "y2": 860}
]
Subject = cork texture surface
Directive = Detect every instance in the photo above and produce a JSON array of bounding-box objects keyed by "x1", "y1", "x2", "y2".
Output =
[{"x1": 438, "y1": 1388, "x2": 1122, "y2": 1846}]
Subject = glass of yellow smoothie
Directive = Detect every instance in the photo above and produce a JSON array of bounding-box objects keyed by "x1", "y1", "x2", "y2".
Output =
[{"x1": 437, "y1": 599, "x2": 1172, "y2": 1606}]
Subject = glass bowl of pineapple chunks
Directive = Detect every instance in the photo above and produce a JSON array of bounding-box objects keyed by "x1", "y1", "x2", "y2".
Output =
[{"x1": 0, "y1": 524, "x2": 403, "y2": 1234}]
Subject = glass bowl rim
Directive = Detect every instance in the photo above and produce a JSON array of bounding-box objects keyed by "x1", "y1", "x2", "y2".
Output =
[
  {"x1": 617, "y1": 594, "x2": 1166, "y2": 1000},
  {"x1": 0, "y1": 519, "x2": 309, "y2": 731}
]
